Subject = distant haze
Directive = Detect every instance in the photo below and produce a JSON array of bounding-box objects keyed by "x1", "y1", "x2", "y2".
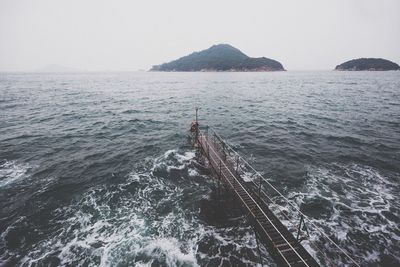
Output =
[{"x1": 1, "y1": 0, "x2": 399, "y2": 71}]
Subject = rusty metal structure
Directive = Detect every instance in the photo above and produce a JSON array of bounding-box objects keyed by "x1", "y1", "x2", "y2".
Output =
[{"x1": 190, "y1": 109, "x2": 359, "y2": 267}]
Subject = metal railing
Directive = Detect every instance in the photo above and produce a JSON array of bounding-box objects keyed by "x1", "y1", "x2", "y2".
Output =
[
  {"x1": 200, "y1": 126, "x2": 360, "y2": 267},
  {"x1": 199, "y1": 132, "x2": 311, "y2": 266}
]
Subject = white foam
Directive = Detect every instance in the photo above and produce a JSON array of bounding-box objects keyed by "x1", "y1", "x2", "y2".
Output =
[
  {"x1": 188, "y1": 168, "x2": 199, "y2": 177},
  {"x1": 282, "y1": 163, "x2": 400, "y2": 265},
  {"x1": 15, "y1": 148, "x2": 271, "y2": 266},
  {"x1": 0, "y1": 160, "x2": 31, "y2": 187},
  {"x1": 241, "y1": 170, "x2": 257, "y2": 182},
  {"x1": 151, "y1": 149, "x2": 198, "y2": 178},
  {"x1": 140, "y1": 237, "x2": 199, "y2": 266},
  {"x1": 175, "y1": 151, "x2": 196, "y2": 163},
  {"x1": 18, "y1": 149, "x2": 200, "y2": 265}
]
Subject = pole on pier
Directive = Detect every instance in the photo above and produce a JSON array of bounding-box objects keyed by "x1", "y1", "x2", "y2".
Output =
[
  {"x1": 190, "y1": 108, "x2": 200, "y2": 146},
  {"x1": 195, "y1": 108, "x2": 199, "y2": 142}
]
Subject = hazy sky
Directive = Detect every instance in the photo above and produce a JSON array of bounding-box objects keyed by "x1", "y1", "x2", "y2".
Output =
[{"x1": 1, "y1": 0, "x2": 399, "y2": 71}]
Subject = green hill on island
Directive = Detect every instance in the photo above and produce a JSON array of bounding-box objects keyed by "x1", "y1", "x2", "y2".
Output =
[
  {"x1": 150, "y1": 44, "x2": 285, "y2": 72},
  {"x1": 335, "y1": 58, "x2": 400, "y2": 71}
]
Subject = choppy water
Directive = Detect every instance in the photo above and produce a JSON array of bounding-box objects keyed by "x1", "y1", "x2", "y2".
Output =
[{"x1": 0, "y1": 71, "x2": 399, "y2": 266}]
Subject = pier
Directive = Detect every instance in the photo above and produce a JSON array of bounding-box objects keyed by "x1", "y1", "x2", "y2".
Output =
[{"x1": 190, "y1": 110, "x2": 360, "y2": 267}]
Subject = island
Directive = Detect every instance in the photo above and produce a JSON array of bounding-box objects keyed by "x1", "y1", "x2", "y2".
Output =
[
  {"x1": 335, "y1": 58, "x2": 400, "y2": 71},
  {"x1": 150, "y1": 44, "x2": 285, "y2": 72}
]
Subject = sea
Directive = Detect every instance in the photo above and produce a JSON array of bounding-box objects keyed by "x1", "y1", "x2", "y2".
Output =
[{"x1": 0, "y1": 71, "x2": 399, "y2": 266}]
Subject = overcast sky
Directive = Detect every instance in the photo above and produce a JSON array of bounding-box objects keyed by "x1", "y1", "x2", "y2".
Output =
[{"x1": 1, "y1": 0, "x2": 399, "y2": 71}]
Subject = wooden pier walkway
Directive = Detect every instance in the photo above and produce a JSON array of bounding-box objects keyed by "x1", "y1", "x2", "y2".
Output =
[{"x1": 196, "y1": 131, "x2": 320, "y2": 267}]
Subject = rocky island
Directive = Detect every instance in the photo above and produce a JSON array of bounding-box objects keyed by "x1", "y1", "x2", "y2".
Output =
[
  {"x1": 151, "y1": 44, "x2": 285, "y2": 72},
  {"x1": 335, "y1": 58, "x2": 400, "y2": 71}
]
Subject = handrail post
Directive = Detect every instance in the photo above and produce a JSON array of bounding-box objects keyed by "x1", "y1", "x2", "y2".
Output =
[
  {"x1": 206, "y1": 126, "x2": 210, "y2": 158},
  {"x1": 208, "y1": 143, "x2": 210, "y2": 158},
  {"x1": 222, "y1": 142, "x2": 227, "y2": 161},
  {"x1": 219, "y1": 160, "x2": 222, "y2": 177},
  {"x1": 296, "y1": 214, "x2": 304, "y2": 241},
  {"x1": 236, "y1": 156, "x2": 239, "y2": 174}
]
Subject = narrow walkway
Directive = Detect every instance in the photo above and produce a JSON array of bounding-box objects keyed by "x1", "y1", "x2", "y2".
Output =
[{"x1": 197, "y1": 132, "x2": 320, "y2": 267}]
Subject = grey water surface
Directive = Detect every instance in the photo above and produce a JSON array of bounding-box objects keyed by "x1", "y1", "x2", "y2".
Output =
[{"x1": 0, "y1": 71, "x2": 399, "y2": 266}]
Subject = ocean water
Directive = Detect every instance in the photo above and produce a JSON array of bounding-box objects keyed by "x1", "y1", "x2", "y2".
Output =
[{"x1": 0, "y1": 71, "x2": 399, "y2": 266}]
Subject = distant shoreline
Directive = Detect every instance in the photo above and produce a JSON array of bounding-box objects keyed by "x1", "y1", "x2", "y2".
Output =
[{"x1": 1, "y1": 69, "x2": 400, "y2": 74}]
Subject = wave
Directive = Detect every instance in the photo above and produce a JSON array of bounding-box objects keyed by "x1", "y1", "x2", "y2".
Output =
[
  {"x1": 0, "y1": 160, "x2": 31, "y2": 188},
  {"x1": 8, "y1": 149, "x2": 268, "y2": 266},
  {"x1": 283, "y1": 163, "x2": 400, "y2": 265},
  {"x1": 13, "y1": 149, "x2": 199, "y2": 266}
]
